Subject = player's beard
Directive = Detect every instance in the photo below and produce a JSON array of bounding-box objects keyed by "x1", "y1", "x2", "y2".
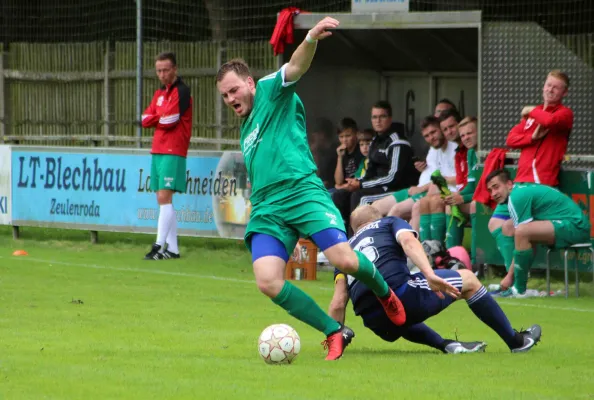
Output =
[{"x1": 236, "y1": 93, "x2": 255, "y2": 118}]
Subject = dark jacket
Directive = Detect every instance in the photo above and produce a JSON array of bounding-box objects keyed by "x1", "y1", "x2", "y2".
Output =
[{"x1": 360, "y1": 123, "x2": 418, "y2": 191}]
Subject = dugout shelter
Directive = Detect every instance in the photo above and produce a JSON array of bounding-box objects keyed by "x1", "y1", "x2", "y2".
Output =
[{"x1": 283, "y1": 11, "x2": 594, "y2": 159}]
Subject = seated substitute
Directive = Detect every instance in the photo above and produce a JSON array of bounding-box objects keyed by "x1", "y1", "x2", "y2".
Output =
[
  {"x1": 334, "y1": 117, "x2": 364, "y2": 189},
  {"x1": 343, "y1": 101, "x2": 418, "y2": 207},
  {"x1": 417, "y1": 112, "x2": 460, "y2": 243},
  {"x1": 333, "y1": 101, "x2": 416, "y2": 233},
  {"x1": 444, "y1": 117, "x2": 479, "y2": 252},
  {"x1": 434, "y1": 98, "x2": 457, "y2": 118},
  {"x1": 371, "y1": 115, "x2": 442, "y2": 230},
  {"x1": 329, "y1": 205, "x2": 542, "y2": 353},
  {"x1": 352, "y1": 129, "x2": 375, "y2": 180},
  {"x1": 486, "y1": 169, "x2": 591, "y2": 298}
]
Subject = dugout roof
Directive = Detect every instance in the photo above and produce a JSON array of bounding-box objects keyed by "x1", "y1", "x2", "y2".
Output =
[{"x1": 289, "y1": 11, "x2": 481, "y2": 73}]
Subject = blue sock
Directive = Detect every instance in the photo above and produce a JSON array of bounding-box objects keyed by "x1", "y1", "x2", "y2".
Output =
[
  {"x1": 402, "y1": 323, "x2": 445, "y2": 351},
  {"x1": 466, "y1": 286, "x2": 520, "y2": 350}
]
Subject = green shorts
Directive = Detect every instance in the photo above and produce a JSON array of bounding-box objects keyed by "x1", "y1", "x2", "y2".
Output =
[
  {"x1": 392, "y1": 188, "x2": 426, "y2": 203},
  {"x1": 150, "y1": 154, "x2": 187, "y2": 193},
  {"x1": 551, "y1": 216, "x2": 591, "y2": 249},
  {"x1": 246, "y1": 175, "x2": 346, "y2": 256}
]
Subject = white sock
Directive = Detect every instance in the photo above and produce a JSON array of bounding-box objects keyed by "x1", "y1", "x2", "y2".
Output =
[
  {"x1": 165, "y1": 209, "x2": 179, "y2": 254},
  {"x1": 156, "y1": 204, "x2": 174, "y2": 250}
]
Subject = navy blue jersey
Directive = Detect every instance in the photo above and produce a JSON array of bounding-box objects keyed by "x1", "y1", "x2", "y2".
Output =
[{"x1": 334, "y1": 216, "x2": 417, "y2": 315}]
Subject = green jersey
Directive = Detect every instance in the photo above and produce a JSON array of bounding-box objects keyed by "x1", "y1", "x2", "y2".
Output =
[
  {"x1": 459, "y1": 148, "x2": 478, "y2": 203},
  {"x1": 508, "y1": 183, "x2": 585, "y2": 227},
  {"x1": 240, "y1": 65, "x2": 317, "y2": 204}
]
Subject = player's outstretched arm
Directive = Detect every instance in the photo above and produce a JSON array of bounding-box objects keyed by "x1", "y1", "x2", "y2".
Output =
[
  {"x1": 328, "y1": 274, "x2": 349, "y2": 325},
  {"x1": 398, "y1": 231, "x2": 461, "y2": 299},
  {"x1": 398, "y1": 231, "x2": 435, "y2": 277},
  {"x1": 284, "y1": 16, "x2": 339, "y2": 82}
]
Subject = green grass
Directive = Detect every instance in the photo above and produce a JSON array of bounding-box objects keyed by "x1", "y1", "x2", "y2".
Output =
[{"x1": 1, "y1": 227, "x2": 594, "y2": 399}]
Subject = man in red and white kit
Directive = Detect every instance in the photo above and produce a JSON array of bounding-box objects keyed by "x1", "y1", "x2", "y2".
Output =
[
  {"x1": 487, "y1": 70, "x2": 573, "y2": 292},
  {"x1": 141, "y1": 52, "x2": 193, "y2": 260}
]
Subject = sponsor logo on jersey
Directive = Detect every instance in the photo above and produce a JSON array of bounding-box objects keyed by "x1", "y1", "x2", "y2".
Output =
[{"x1": 243, "y1": 123, "x2": 260, "y2": 156}]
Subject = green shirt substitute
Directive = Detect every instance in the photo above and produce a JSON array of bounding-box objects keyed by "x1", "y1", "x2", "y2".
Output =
[
  {"x1": 507, "y1": 183, "x2": 585, "y2": 227},
  {"x1": 459, "y1": 148, "x2": 478, "y2": 203},
  {"x1": 240, "y1": 65, "x2": 317, "y2": 204}
]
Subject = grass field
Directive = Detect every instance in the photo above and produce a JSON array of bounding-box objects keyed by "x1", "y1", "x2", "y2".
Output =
[{"x1": 1, "y1": 226, "x2": 594, "y2": 400}]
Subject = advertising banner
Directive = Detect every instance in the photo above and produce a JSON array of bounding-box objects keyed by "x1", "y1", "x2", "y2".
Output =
[
  {"x1": 0, "y1": 145, "x2": 11, "y2": 225},
  {"x1": 11, "y1": 148, "x2": 251, "y2": 239}
]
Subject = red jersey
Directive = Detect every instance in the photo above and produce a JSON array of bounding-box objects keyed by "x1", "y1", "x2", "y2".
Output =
[
  {"x1": 142, "y1": 78, "x2": 193, "y2": 157},
  {"x1": 454, "y1": 145, "x2": 468, "y2": 191},
  {"x1": 505, "y1": 104, "x2": 573, "y2": 186}
]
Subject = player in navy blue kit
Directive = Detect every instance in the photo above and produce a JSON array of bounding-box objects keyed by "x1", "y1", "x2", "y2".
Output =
[{"x1": 329, "y1": 205, "x2": 542, "y2": 353}]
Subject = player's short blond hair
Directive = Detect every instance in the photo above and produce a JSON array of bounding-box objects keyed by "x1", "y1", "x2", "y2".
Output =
[
  {"x1": 548, "y1": 69, "x2": 570, "y2": 88},
  {"x1": 458, "y1": 116, "x2": 477, "y2": 129},
  {"x1": 350, "y1": 205, "x2": 382, "y2": 233}
]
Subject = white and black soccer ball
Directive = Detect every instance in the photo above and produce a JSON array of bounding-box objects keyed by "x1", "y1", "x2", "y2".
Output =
[{"x1": 258, "y1": 324, "x2": 301, "y2": 364}]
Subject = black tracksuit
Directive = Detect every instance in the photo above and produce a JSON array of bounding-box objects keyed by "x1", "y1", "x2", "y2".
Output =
[{"x1": 332, "y1": 123, "x2": 418, "y2": 233}]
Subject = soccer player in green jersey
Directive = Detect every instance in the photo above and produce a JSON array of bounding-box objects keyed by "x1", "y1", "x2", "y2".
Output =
[
  {"x1": 215, "y1": 17, "x2": 409, "y2": 360},
  {"x1": 487, "y1": 71, "x2": 573, "y2": 291},
  {"x1": 444, "y1": 117, "x2": 479, "y2": 256},
  {"x1": 486, "y1": 169, "x2": 591, "y2": 297}
]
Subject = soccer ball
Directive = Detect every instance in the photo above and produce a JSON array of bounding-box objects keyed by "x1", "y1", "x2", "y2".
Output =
[{"x1": 258, "y1": 324, "x2": 301, "y2": 364}]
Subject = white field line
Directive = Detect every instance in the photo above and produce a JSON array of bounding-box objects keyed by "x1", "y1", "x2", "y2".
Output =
[{"x1": 2, "y1": 255, "x2": 594, "y2": 314}]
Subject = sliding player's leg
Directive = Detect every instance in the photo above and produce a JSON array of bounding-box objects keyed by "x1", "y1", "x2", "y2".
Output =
[
  {"x1": 403, "y1": 268, "x2": 541, "y2": 352},
  {"x1": 457, "y1": 269, "x2": 541, "y2": 352}
]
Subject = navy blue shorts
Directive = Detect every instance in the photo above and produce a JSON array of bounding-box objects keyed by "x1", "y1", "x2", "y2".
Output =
[{"x1": 360, "y1": 269, "x2": 464, "y2": 342}]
